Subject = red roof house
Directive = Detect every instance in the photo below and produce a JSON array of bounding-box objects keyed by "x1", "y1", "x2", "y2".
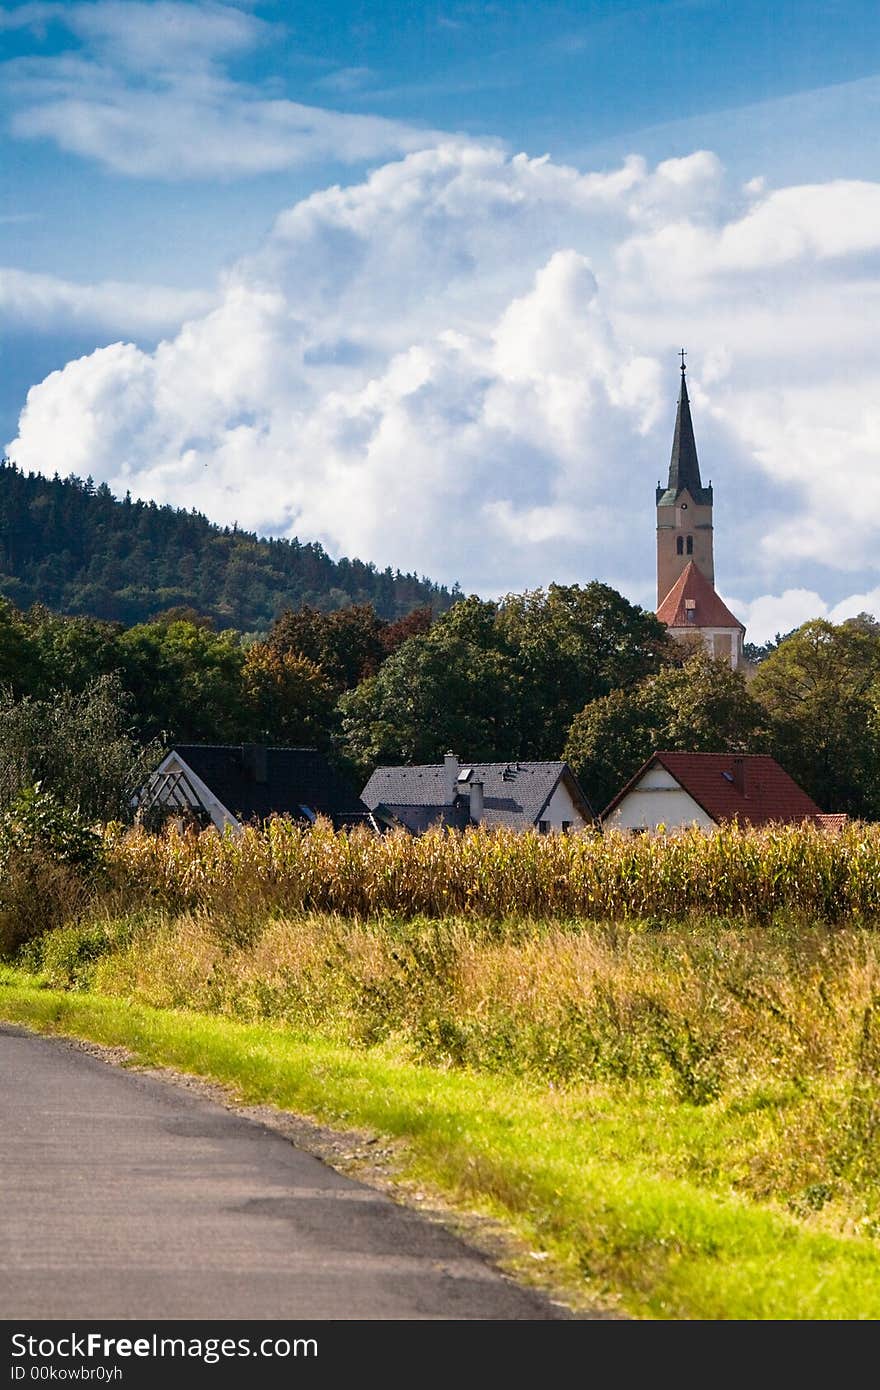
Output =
[{"x1": 601, "y1": 751, "x2": 833, "y2": 833}]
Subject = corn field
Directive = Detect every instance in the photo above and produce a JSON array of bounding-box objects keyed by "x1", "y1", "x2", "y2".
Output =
[{"x1": 103, "y1": 817, "x2": 880, "y2": 924}]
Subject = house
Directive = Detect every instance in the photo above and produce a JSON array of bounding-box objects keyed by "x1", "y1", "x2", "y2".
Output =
[
  {"x1": 601, "y1": 751, "x2": 837, "y2": 833},
  {"x1": 361, "y1": 752, "x2": 594, "y2": 834},
  {"x1": 137, "y1": 744, "x2": 366, "y2": 832},
  {"x1": 655, "y1": 355, "x2": 746, "y2": 668}
]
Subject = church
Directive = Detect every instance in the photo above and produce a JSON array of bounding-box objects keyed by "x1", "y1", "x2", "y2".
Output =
[{"x1": 654, "y1": 355, "x2": 745, "y2": 668}]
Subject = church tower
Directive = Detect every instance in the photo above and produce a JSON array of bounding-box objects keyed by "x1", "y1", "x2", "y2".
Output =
[
  {"x1": 656, "y1": 353, "x2": 714, "y2": 606},
  {"x1": 655, "y1": 353, "x2": 745, "y2": 670}
]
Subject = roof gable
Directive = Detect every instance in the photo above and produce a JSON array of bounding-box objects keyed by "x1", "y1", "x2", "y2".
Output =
[
  {"x1": 602, "y1": 751, "x2": 824, "y2": 827},
  {"x1": 166, "y1": 745, "x2": 363, "y2": 824},
  {"x1": 656, "y1": 561, "x2": 744, "y2": 631}
]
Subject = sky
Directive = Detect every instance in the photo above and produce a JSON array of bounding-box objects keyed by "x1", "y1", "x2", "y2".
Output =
[{"x1": 5, "y1": 1, "x2": 880, "y2": 642}]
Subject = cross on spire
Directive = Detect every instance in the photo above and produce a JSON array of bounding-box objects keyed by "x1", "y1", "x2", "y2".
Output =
[{"x1": 679, "y1": 347, "x2": 687, "y2": 374}]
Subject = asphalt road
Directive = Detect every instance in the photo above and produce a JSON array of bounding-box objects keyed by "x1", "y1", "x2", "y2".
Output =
[{"x1": 0, "y1": 1024, "x2": 567, "y2": 1320}]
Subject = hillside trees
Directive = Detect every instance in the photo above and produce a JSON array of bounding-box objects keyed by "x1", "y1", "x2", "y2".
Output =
[{"x1": 0, "y1": 460, "x2": 454, "y2": 627}]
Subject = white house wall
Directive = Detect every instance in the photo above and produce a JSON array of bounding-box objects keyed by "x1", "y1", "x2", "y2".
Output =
[
  {"x1": 539, "y1": 780, "x2": 589, "y2": 830},
  {"x1": 605, "y1": 770, "x2": 716, "y2": 832}
]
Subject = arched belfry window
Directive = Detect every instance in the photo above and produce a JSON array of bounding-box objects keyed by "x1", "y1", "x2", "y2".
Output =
[
  {"x1": 686, "y1": 535, "x2": 693, "y2": 555},
  {"x1": 676, "y1": 536, "x2": 684, "y2": 555}
]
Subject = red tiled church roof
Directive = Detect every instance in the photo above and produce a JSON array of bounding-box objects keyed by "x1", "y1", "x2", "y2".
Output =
[
  {"x1": 602, "y1": 751, "x2": 824, "y2": 827},
  {"x1": 656, "y1": 561, "x2": 744, "y2": 631}
]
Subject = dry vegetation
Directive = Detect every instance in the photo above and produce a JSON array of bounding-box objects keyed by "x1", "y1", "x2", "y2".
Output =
[
  {"x1": 5, "y1": 816, "x2": 879, "y2": 1235},
  {"x1": 102, "y1": 816, "x2": 880, "y2": 922}
]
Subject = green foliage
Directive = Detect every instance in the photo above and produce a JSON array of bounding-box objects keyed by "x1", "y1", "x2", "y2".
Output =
[
  {"x1": 0, "y1": 599, "x2": 40, "y2": 697},
  {"x1": 241, "y1": 643, "x2": 337, "y2": 744},
  {"x1": 0, "y1": 460, "x2": 454, "y2": 627},
  {"x1": 0, "y1": 675, "x2": 162, "y2": 821},
  {"x1": 564, "y1": 651, "x2": 767, "y2": 811},
  {"x1": 21, "y1": 920, "x2": 112, "y2": 989},
  {"x1": 750, "y1": 618, "x2": 880, "y2": 817},
  {"x1": 115, "y1": 620, "x2": 249, "y2": 743},
  {"x1": 0, "y1": 786, "x2": 107, "y2": 953},
  {"x1": 0, "y1": 784, "x2": 104, "y2": 868},
  {"x1": 339, "y1": 614, "x2": 519, "y2": 772},
  {"x1": 496, "y1": 582, "x2": 668, "y2": 755},
  {"x1": 339, "y1": 585, "x2": 667, "y2": 773}
]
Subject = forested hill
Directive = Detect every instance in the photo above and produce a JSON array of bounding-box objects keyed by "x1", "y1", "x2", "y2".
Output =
[{"x1": 0, "y1": 462, "x2": 456, "y2": 629}]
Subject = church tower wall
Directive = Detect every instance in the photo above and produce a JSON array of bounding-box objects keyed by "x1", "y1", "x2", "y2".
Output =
[
  {"x1": 656, "y1": 358, "x2": 714, "y2": 606},
  {"x1": 656, "y1": 490, "x2": 714, "y2": 606}
]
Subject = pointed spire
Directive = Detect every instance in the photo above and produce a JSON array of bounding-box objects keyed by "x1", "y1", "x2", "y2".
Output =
[{"x1": 656, "y1": 351, "x2": 712, "y2": 506}]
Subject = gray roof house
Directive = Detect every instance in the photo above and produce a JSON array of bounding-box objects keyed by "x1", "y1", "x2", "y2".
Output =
[
  {"x1": 361, "y1": 752, "x2": 594, "y2": 834},
  {"x1": 137, "y1": 744, "x2": 367, "y2": 832}
]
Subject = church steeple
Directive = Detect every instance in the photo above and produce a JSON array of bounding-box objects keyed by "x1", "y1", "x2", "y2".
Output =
[
  {"x1": 656, "y1": 351, "x2": 715, "y2": 605},
  {"x1": 656, "y1": 353, "x2": 713, "y2": 507}
]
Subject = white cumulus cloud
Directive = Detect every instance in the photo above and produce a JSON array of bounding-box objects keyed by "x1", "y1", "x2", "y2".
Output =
[{"x1": 8, "y1": 141, "x2": 880, "y2": 626}]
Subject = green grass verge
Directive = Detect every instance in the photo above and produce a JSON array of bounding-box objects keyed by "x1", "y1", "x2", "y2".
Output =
[{"x1": 2, "y1": 965, "x2": 880, "y2": 1321}]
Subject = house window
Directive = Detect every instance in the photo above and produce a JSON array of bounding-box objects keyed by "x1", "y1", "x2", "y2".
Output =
[
  {"x1": 538, "y1": 820, "x2": 550, "y2": 834},
  {"x1": 676, "y1": 536, "x2": 684, "y2": 555},
  {"x1": 562, "y1": 820, "x2": 572, "y2": 833},
  {"x1": 686, "y1": 535, "x2": 693, "y2": 554}
]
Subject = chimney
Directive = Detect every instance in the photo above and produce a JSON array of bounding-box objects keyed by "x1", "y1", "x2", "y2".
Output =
[
  {"x1": 443, "y1": 752, "x2": 459, "y2": 802},
  {"x1": 469, "y1": 779, "x2": 484, "y2": 824},
  {"x1": 732, "y1": 756, "x2": 746, "y2": 796},
  {"x1": 241, "y1": 744, "x2": 268, "y2": 785}
]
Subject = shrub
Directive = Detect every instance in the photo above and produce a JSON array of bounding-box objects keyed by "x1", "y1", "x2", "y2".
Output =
[{"x1": 0, "y1": 785, "x2": 106, "y2": 953}]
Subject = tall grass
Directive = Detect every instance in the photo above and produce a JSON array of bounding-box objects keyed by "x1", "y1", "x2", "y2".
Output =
[
  {"x1": 101, "y1": 817, "x2": 880, "y2": 924},
  {"x1": 9, "y1": 817, "x2": 880, "y2": 1313}
]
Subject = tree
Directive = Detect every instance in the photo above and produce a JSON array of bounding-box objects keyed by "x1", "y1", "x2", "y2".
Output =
[
  {"x1": 0, "y1": 599, "x2": 39, "y2": 697},
  {"x1": 338, "y1": 585, "x2": 670, "y2": 776},
  {"x1": 242, "y1": 643, "x2": 336, "y2": 745},
  {"x1": 267, "y1": 603, "x2": 386, "y2": 690},
  {"x1": 0, "y1": 674, "x2": 162, "y2": 822},
  {"x1": 749, "y1": 618, "x2": 880, "y2": 816},
  {"x1": 564, "y1": 651, "x2": 767, "y2": 812},
  {"x1": 494, "y1": 583, "x2": 669, "y2": 756},
  {"x1": 380, "y1": 606, "x2": 434, "y2": 654},
  {"x1": 25, "y1": 605, "x2": 122, "y2": 695},
  {"x1": 115, "y1": 620, "x2": 248, "y2": 742},
  {"x1": 338, "y1": 621, "x2": 519, "y2": 776}
]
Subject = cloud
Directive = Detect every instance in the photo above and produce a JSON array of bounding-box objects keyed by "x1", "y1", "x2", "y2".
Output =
[
  {"x1": 9, "y1": 141, "x2": 880, "y2": 621},
  {"x1": 618, "y1": 178, "x2": 880, "y2": 285},
  {"x1": 4, "y1": 1, "x2": 451, "y2": 178},
  {"x1": 314, "y1": 67, "x2": 375, "y2": 95},
  {"x1": 0, "y1": 266, "x2": 214, "y2": 335},
  {"x1": 731, "y1": 586, "x2": 880, "y2": 646},
  {"x1": 63, "y1": 0, "x2": 266, "y2": 74}
]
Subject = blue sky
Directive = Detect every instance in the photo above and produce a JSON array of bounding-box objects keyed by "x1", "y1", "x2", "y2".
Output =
[{"x1": 5, "y1": 0, "x2": 880, "y2": 639}]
